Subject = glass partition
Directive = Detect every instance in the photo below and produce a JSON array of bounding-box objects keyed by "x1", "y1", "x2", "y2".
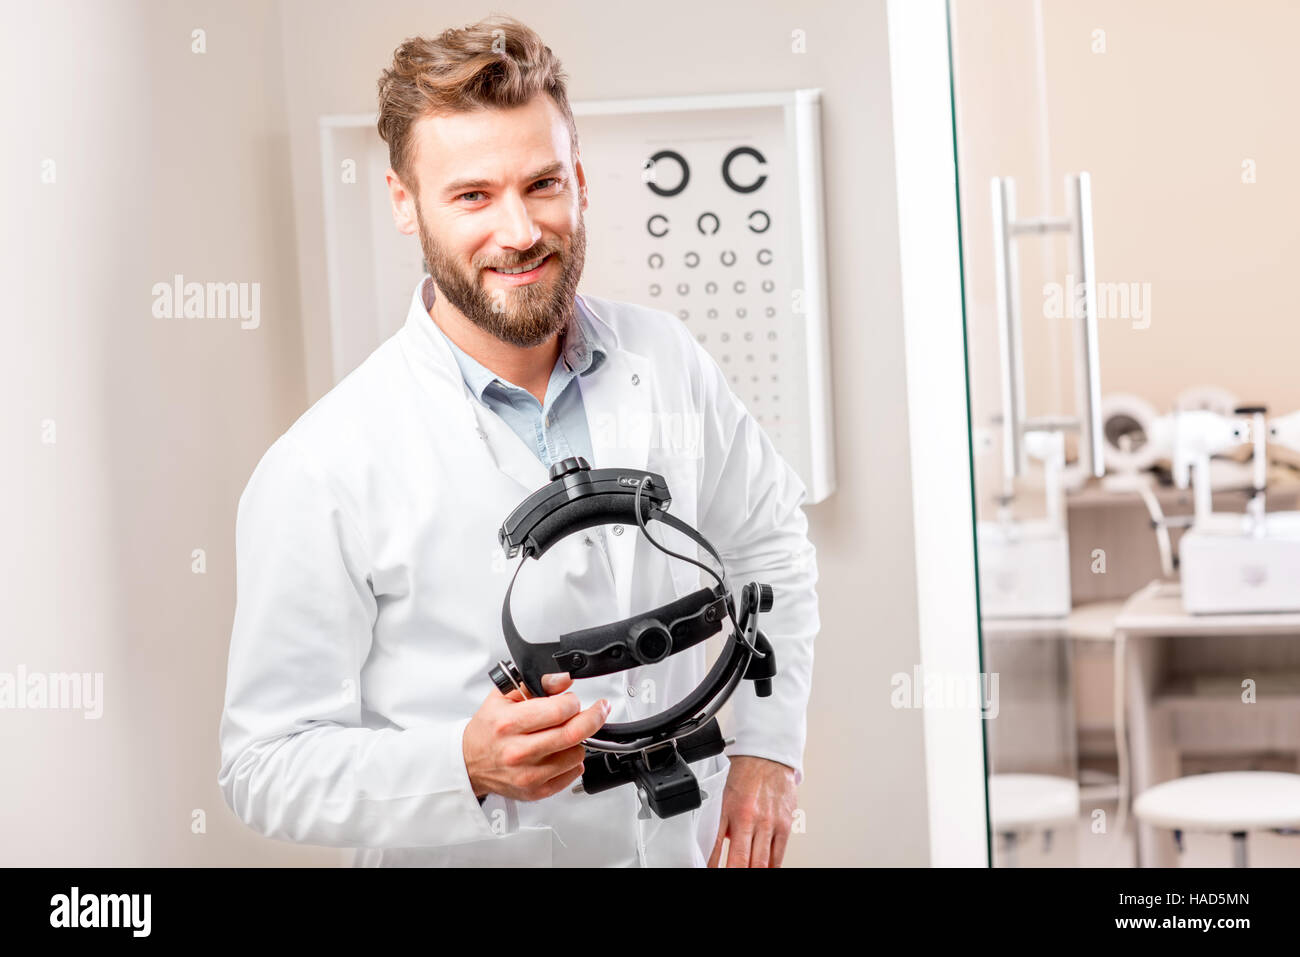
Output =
[{"x1": 950, "y1": 0, "x2": 1300, "y2": 868}]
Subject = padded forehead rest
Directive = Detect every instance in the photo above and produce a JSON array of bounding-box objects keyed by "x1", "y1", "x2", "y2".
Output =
[
  {"x1": 499, "y1": 463, "x2": 671, "y2": 559},
  {"x1": 524, "y1": 489, "x2": 659, "y2": 559}
]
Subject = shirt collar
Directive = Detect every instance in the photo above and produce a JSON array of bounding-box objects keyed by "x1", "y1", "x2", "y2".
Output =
[{"x1": 417, "y1": 275, "x2": 607, "y2": 403}]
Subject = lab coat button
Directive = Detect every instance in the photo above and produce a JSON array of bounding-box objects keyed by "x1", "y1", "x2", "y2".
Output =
[
  {"x1": 612, "y1": 525, "x2": 624, "y2": 536},
  {"x1": 631, "y1": 374, "x2": 640, "y2": 386},
  {"x1": 626, "y1": 685, "x2": 637, "y2": 697}
]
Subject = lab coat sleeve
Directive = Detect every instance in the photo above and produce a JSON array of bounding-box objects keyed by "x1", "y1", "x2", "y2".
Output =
[
  {"x1": 691, "y1": 343, "x2": 820, "y2": 785},
  {"x1": 218, "y1": 435, "x2": 498, "y2": 849}
]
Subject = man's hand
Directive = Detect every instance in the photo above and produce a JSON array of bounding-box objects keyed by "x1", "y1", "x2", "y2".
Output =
[
  {"x1": 462, "y1": 672, "x2": 609, "y2": 802},
  {"x1": 707, "y1": 755, "x2": 798, "y2": 868}
]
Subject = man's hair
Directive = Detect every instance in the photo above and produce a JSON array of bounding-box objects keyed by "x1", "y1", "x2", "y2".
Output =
[{"x1": 376, "y1": 16, "x2": 579, "y2": 194}]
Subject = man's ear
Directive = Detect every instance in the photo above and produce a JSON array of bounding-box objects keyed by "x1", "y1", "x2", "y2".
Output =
[
  {"x1": 386, "y1": 168, "x2": 418, "y2": 236},
  {"x1": 574, "y1": 153, "x2": 588, "y2": 213}
]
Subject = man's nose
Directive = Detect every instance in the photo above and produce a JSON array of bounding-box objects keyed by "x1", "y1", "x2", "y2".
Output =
[{"x1": 493, "y1": 190, "x2": 542, "y2": 252}]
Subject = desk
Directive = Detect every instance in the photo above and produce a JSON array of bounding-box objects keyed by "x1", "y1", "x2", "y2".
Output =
[
  {"x1": 1115, "y1": 581, "x2": 1300, "y2": 866},
  {"x1": 980, "y1": 603, "x2": 1126, "y2": 759}
]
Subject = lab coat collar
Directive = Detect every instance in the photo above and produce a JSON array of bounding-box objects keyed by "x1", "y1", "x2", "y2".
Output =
[{"x1": 398, "y1": 275, "x2": 652, "y2": 617}]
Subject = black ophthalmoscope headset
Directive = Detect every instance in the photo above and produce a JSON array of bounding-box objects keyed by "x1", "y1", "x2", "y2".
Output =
[{"x1": 490, "y1": 456, "x2": 778, "y2": 819}]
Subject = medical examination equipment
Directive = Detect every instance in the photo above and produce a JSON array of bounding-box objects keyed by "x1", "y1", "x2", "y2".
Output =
[
  {"x1": 1099, "y1": 390, "x2": 1271, "y2": 492},
  {"x1": 976, "y1": 173, "x2": 1103, "y2": 618},
  {"x1": 1169, "y1": 409, "x2": 1250, "y2": 526},
  {"x1": 1094, "y1": 394, "x2": 1182, "y2": 578},
  {"x1": 978, "y1": 429, "x2": 1073, "y2": 618},
  {"x1": 1100, "y1": 393, "x2": 1172, "y2": 477},
  {"x1": 1171, "y1": 407, "x2": 1300, "y2": 613},
  {"x1": 1099, "y1": 392, "x2": 1285, "y2": 583},
  {"x1": 491, "y1": 456, "x2": 778, "y2": 819},
  {"x1": 1175, "y1": 384, "x2": 1243, "y2": 419}
]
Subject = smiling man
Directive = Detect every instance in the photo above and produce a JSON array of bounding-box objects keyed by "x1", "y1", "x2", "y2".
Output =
[{"x1": 218, "y1": 16, "x2": 819, "y2": 868}]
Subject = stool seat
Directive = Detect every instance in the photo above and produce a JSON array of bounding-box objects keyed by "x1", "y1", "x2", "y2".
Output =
[
  {"x1": 989, "y1": 773, "x2": 1080, "y2": 830},
  {"x1": 1134, "y1": 771, "x2": 1300, "y2": 832}
]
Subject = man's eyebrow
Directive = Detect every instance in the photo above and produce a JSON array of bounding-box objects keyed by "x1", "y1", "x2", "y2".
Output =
[{"x1": 442, "y1": 162, "x2": 565, "y2": 196}]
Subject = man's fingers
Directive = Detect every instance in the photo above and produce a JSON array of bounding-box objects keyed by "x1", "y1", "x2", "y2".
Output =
[
  {"x1": 530, "y1": 699, "x2": 609, "y2": 755},
  {"x1": 707, "y1": 818, "x2": 727, "y2": 868},
  {"x1": 539, "y1": 672, "x2": 574, "y2": 695},
  {"x1": 726, "y1": 820, "x2": 753, "y2": 868},
  {"x1": 523, "y1": 742, "x2": 587, "y2": 781},
  {"x1": 538, "y1": 744, "x2": 587, "y2": 779},
  {"x1": 750, "y1": 826, "x2": 773, "y2": 868},
  {"x1": 508, "y1": 691, "x2": 584, "y2": 733},
  {"x1": 500, "y1": 672, "x2": 573, "y2": 703},
  {"x1": 772, "y1": 828, "x2": 790, "y2": 868},
  {"x1": 514, "y1": 746, "x2": 586, "y2": 800},
  {"x1": 536, "y1": 761, "x2": 585, "y2": 799}
]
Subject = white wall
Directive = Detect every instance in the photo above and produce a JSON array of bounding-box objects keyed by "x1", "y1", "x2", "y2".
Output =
[{"x1": 4, "y1": 0, "x2": 322, "y2": 865}]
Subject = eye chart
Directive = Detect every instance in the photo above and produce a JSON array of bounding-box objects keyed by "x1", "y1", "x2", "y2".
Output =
[{"x1": 572, "y1": 91, "x2": 835, "y2": 503}]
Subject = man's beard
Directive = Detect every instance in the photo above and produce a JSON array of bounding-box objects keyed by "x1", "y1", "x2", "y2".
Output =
[{"x1": 417, "y1": 207, "x2": 587, "y2": 349}]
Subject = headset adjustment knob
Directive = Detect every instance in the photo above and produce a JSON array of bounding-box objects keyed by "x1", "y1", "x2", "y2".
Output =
[
  {"x1": 548, "y1": 456, "x2": 591, "y2": 482},
  {"x1": 489, "y1": 660, "x2": 525, "y2": 697},
  {"x1": 629, "y1": 619, "x2": 673, "y2": 664}
]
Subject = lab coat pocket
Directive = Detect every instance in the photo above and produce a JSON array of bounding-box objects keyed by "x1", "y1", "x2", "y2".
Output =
[
  {"x1": 691, "y1": 753, "x2": 732, "y2": 866},
  {"x1": 637, "y1": 752, "x2": 730, "y2": 868}
]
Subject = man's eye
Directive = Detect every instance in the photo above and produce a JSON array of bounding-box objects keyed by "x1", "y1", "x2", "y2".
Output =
[
  {"x1": 532, "y1": 178, "x2": 559, "y2": 191},
  {"x1": 459, "y1": 191, "x2": 485, "y2": 202}
]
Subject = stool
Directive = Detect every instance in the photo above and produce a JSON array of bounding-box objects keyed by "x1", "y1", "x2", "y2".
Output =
[
  {"x1": 1133, "y1": 771, "x2": 1300, "y2": 867},
  {"x1": 989, "y1": 773, "x2": 1080, "y2": 867}
]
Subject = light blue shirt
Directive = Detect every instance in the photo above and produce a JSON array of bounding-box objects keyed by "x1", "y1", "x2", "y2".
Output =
[{"x1": 425, "y1": 281, "x2": 607, "y2": 470}]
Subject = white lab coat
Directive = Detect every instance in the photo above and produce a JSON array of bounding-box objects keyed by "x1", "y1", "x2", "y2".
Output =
[{"x1": 218, "y1": 277, "x2": 819, "y2": 866}]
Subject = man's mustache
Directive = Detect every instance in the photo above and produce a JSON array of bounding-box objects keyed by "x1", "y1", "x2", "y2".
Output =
[{"x1": 479, "y1": 246, "x2": 561, "y2": 271}]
